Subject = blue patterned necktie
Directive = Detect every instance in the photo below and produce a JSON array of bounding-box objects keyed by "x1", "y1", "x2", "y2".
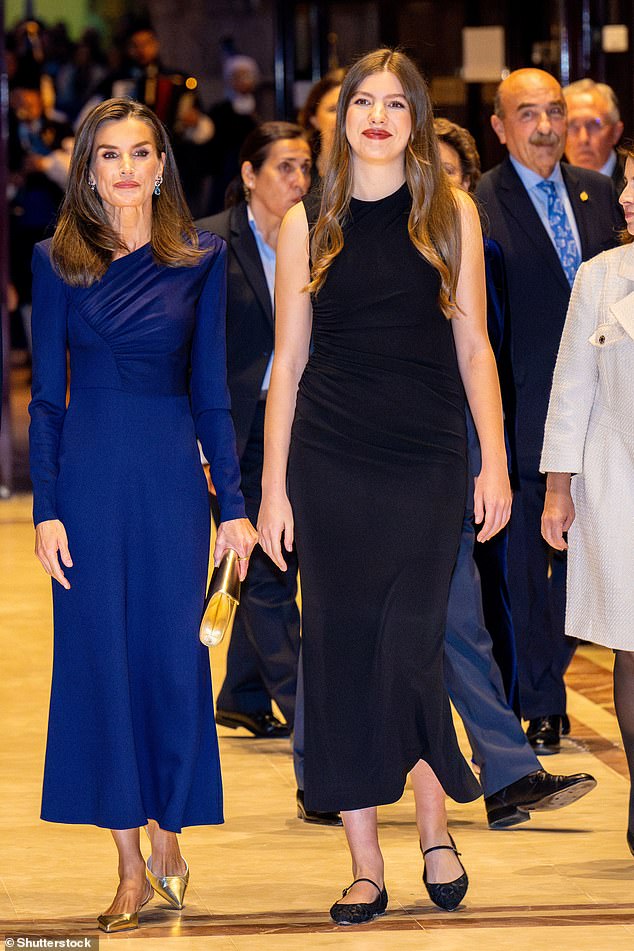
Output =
[{"x1": 537, "y1": 180, "x2": 581, "y2": 287}]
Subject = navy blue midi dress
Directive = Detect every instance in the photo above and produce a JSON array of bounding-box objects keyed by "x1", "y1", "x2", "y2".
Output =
[{"x1": 29, "y1": 232, "x2": 245, "y2": 833}]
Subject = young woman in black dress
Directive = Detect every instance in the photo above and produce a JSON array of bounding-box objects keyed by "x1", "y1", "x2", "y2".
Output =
[{"x1": 259, "y1": 49, "x2": 512, "y2": 924}]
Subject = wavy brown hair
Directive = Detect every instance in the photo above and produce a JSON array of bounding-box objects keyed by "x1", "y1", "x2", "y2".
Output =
[
  {"x1": 52, "y1": 98, "x2": 203, "y2": 286},
  {"x1": 308, "y1": 49, "x2": 461, "y2": 318}
]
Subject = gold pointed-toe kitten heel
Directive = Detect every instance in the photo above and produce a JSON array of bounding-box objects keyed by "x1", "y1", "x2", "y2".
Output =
[
  {"x1": 97, "y1": 877, "x2": 154, "y2": 933},
  {"x1": 146, "y1": 855, "x2": 189, "y2": 909}
]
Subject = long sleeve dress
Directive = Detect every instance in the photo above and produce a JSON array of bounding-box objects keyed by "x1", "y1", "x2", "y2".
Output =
[
  {"x1": 540, "y1": 243, "x2": 634, "y2": 650},
  {"x1": 29, "y1": 231, "x2": 245, "y2": 832}
]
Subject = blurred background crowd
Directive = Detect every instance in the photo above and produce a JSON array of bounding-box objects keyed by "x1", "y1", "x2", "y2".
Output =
[{"x1": 1, "y1": 0, "x2": 633, "y2": 498}]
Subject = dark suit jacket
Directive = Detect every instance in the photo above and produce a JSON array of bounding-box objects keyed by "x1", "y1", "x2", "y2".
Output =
[
  {"x1": 475, "y1": 157, "x2": 622, "y2": 470},
  {"x1": 196, "y1": 203, "x2": 273, "y2": 459}
]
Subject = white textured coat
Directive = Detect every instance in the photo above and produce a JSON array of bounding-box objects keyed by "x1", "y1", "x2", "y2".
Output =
[{"x1": 541, "y1": 243, "x2": 634, "y2": 649}]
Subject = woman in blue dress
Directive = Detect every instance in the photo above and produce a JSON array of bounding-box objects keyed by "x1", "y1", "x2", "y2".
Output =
[{"x1": 29, "y1": 98, "x2": 257, "y2": 932}]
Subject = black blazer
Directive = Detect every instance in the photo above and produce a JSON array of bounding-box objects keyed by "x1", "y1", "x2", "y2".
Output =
[
  {"x1": 475, "y1": 158, "x2": 622, "y2": 468},
  {"x1": 196, "y1": 203, "x2": 273, "y2": 460}
]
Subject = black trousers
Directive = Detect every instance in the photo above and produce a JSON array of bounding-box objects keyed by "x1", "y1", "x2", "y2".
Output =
[
  {"x1": 507, "y1": 467, "x2": 576, "y2": 720},
  {"x1": 215, "y1": 402, "x2": 300, "y2": 726}
]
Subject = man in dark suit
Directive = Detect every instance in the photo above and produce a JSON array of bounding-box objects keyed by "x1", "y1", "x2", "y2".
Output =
[
  {"x1": 563, "y1": 79, "x2": 625, "y2": 191},
  {"x1": 476, "y1": 68, "x2": 622, "y2": 753},
  {"x1": 196, "y1": 124, "x2": 311, "y2": 743}
]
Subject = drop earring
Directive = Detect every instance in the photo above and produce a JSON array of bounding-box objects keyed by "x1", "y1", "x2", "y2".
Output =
[
  {"x1": 88, "y1": 179, "x2": 96, "y2": 191},
  {"x1": 154, "y1": 175, "x2": 163, "y2": 197}
]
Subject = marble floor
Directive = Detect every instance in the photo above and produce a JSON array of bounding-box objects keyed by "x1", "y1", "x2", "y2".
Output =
[{"x1": 1, "y1": 492, "x2": 633, "y2": 951}]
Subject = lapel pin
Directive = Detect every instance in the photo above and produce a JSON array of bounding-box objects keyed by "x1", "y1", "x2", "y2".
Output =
[{"x1": 580, "y1": 191, "x2": 589, "y2": 202}]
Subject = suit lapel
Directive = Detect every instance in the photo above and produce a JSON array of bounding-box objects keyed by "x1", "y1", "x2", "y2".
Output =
[
  {"x1": 497, "y1": 158, "x2": 569, "y2": 294},
  {"x1": 562, "y1": 164, "x2": 592, "y2": 260},
  {"x1": 231, "y1": 203, "x2": 274, "y2": 329}
]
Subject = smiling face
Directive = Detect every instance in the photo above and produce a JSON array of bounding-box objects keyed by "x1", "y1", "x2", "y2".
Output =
[
  {"x1": 242, "y1": 137, "x2": 312, "y2": 223},
  {"x1": 345, "y1": 70, "x2": 412, "y2": 168},
  {"x1": 619, "y1": 156, "x2": 634, "y2": 236},
  {"x1": 89, "y1": 116, "x2": 165, "y2": 213},
  {"x1": 492, "y1": 69, "x2": 566, "y2": 179},
  {"x1": 564, "y1": 89, "x2": 623, "y2": 172}
]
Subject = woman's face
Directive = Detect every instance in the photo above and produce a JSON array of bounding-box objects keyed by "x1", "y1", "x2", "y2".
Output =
[
  {"x1": 89, "y1": 116, "x2": 165, "y2": 213},
  {"x1": 619, "y1": 156, "x2": 634, "y2": 235},
  {"x1": 311, "y1": 85, "x2": 341, "y2": 138},
  {"x1": 438, "y1": 141, "x2": 470, "y2": 191},
  {"x1": 345, "y1": 70, "x2": 412, "y2": 167},
  {"x1": 242, "y1": 138, "x2": 312, "y2": 222}
]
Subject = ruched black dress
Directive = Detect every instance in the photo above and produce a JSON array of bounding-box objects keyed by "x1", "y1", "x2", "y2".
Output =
[{"x1": 289, "y1": 183, "x2": 481, "y2": 812}]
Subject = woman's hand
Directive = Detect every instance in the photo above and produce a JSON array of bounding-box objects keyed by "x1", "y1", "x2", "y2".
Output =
[
  {"x1": 473, "y1": 463, "x2": 513, "y2": 543},
  {"x1": 35, "y1": 519, "x2": 73, "y2": 589},
  {"x1": 257, "y1": 491, "x2": 294, "y2": 571},
  {"x1": 541, "y1": 473, "x2": 575, "y2": 551},
  {"x1": 214, "y1": 517, "x2": 258, "y2": 581}
]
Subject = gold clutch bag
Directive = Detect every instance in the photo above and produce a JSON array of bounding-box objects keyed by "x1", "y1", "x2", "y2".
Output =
[{"x1": 199, "y1": 549, "x2": 241, "y2": 647}]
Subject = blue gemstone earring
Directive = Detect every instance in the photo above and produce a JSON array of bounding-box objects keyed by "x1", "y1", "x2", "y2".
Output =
[{"x1": 154, "y1": 176, "x2": 163, "y2": 197}]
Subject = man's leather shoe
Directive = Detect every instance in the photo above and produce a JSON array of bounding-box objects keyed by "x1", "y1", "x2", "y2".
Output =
[
  {"x1": 215, "y1": 709, "x2": 291, "y2": 738},
  {"x1": 526, "y1": 715, "x2": 563, "y2": 754},
  {"x1": 485, "y1": 768, "x2": 597, "y2": 829},
  {"x1": 296, "y1": 789, "x2": 342, "y2": 826}
]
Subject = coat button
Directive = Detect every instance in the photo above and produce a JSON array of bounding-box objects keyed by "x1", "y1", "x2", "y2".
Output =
[{"x1": 598, "y1": 335, "x2": 605, "y2": 344}]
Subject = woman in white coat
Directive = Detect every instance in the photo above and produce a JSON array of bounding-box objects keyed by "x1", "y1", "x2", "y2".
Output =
[{"x1": 541, "y1": 149, "x2": 634, "y2": 857}]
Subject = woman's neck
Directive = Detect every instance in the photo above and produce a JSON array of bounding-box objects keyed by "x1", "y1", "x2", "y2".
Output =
[
  {"x1": 351, "y1": 160, "x2": 406, "y2": 201},
  {"x1": 106, "y1": 204, "x2": 153, "y2": 258},
  {"x1": 249, "y1": 198, "x2": 282, "y2": 251}
]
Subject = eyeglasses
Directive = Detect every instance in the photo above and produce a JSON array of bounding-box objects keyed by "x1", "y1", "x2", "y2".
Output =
[{"x1": 567, "y1": 118, "x2": 612, "y2": 136}]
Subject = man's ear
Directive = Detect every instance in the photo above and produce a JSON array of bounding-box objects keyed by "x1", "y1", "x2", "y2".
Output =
[{"x1": 491, "y1": 114, "x2": 506, "y2": 145}]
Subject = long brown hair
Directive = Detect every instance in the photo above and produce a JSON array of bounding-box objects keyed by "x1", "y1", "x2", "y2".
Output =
[
  {"x1": 52, "y1": 98, "x2": 203, "y2": 286},
  {"x1": 309, "y1": 49, "x2": 462, "y2": 319}
]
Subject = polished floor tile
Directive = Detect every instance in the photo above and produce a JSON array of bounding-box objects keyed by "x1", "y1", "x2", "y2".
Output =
[{"x1": 1, "y1": 492, "x2": 633, "y2": 950}]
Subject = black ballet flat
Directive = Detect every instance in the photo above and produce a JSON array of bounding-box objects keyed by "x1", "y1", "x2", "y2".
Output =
[
  {"x1": 329, "y1": 877, "x2": 388, "y2": 925},
  {"x1": 421, "y1": 835, "x2": 468, "y2": 911},
  {"x1": 627, "y1": 828, "x2": 634, "y2": 857}
]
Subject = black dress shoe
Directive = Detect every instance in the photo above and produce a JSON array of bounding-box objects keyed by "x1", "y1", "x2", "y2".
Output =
[
  {"x1": 526, "y1": 715, "x2": 563, "y2": 754},
  {"x1": 485, "y1": 768, "x2": 597, "y2": 829},
  {"x1": 296, "y1": 789, "x2": 342, "y2": 826},
  {"x1": 421, "y1": 835, "x2": 468, "y2": 911},
  {"x1": 214, "y1": 709, "x2": 291, "y2": 738},
  {"x1": 329, "y1": 878, "x2": 388, "y2": 925},
  {"x1": 627, "y1": 828, "x2": 634, "y2": 857}
]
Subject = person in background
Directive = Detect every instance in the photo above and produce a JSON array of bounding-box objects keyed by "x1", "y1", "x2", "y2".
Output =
[
  {"x1": 541, "y1": 147, "x2": 634, "y2": 858},
  {"x1": 475, "y1": 68, "x2": 622, "y2": 755},
  {"x1": 197, "y1": 122, "x2": 311, "y2": 742},
  {"x1": 8, "y1": 74, "x2": 73, "y2": 351},
  {"x1": 206, "y1": 56, "x2": 260, "y2": 214},
  {"x1": 432, "y1": 117, "x2": 596, "y2": 829},
  {"x1": 298, "y1": 68, "x2": 346, "y2": 183},
  {"x1": 563, "y1": 79, "x2": 624, "y2": 189}
]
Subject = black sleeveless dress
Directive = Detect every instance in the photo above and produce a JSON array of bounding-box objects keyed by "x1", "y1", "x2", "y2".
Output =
[{"x1": 289, "y1": 183, "x2": 481, "y2": 812}]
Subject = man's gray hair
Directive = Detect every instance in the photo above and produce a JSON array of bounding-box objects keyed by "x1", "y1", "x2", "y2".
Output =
[{"x1": 563, "y1": 78, "x2": 621, "y2": 124}]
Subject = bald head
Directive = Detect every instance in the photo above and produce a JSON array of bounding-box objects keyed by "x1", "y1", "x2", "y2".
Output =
[{"x1": 491, "y1": 69, "x2": 567, "y2": 178}]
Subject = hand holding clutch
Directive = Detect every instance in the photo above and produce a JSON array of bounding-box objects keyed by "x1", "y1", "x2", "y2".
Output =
[{"x1": 199, "y1": 550, "x2": 241, "y2": 647}]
